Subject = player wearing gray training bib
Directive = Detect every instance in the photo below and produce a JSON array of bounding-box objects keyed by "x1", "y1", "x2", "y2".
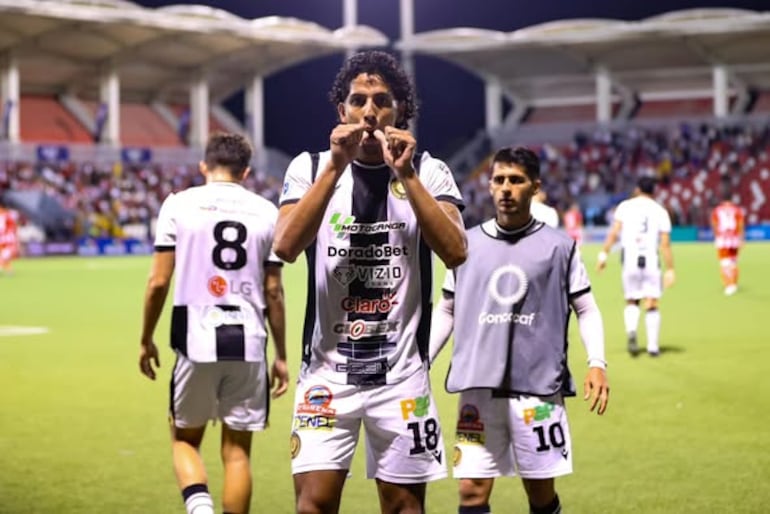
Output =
[{"x1": 430, "y1": 147, "x2": 610, "y2": 514}]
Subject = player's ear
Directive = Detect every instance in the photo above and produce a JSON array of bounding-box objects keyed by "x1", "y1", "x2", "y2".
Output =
[
  {"x1": 242, "y1": 166, "x2": 251, "y2": 180},
  {"x1": 337, "y1": 102, "x2": 347, "y2": 123},
  {"x1": 198, "y1": 161, "x2": 207, "y2": 177},
  {"x1": 532, "y1": 178, "x2": 541, "y2": 196}
]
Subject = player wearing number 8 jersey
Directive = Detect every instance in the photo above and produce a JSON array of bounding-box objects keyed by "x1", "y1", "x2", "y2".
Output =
[
  {"x1": 429, "y1": 147, "x2": 609, "y2": 514},
  {"x1": 139, "y1": 133, "x2": 289, "y2": 514}
]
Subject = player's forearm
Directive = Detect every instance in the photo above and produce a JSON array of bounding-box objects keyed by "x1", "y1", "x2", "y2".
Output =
[
  {"x1": 141, "y1": 283, "x2": 169, "y2": 344},
  {"x1": 400, "y1": 174, "x2": 467, "y2": 268},
  {"x1": 265, "y1": 286, "x2": 287, "y2": 361},
  {"x1": 274, "y1": 165, "x2": 342, "y2": 262},
  {"x1": 428, "y1": 293, "x2": 455, "y2": 364},
  {"x1": 662, "y1": 245, "x2": 674, "y2": 271},
  {"x1": 571, "y1": 292, "x2": 607, "y2": 369}
]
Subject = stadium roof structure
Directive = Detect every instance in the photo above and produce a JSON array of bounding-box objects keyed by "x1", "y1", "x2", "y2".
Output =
[
  {"x1": 398, "y1": 8, "x2": 770, "y2": 107},
  {"x1": 0, "y1": 0, "x2": 388, "y2": 103}
]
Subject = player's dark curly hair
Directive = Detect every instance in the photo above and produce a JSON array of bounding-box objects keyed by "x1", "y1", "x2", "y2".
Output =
[{"x1": 328, "y1": 50, "x2": 417, "y2": 129}]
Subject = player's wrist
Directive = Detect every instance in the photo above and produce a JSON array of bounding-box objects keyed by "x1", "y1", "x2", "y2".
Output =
[{"x1": 588, "y1": 359, "x2": 607, "y2": 370}]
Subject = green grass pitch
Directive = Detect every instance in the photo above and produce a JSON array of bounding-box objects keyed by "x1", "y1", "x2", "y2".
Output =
[{"x1": 1, "y1": 242, "x2": 768, "y2": 513}]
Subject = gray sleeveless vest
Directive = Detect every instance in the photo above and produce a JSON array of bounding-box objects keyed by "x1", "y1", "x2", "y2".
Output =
[{"x1": 446, "y1": 218, "x2": 578, "y2": 396}]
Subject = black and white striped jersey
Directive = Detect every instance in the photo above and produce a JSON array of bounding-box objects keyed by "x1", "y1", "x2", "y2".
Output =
[
  {"x1": 155, "y1": 182, "x2": 282, "y2": 362},
  {"x1": 280, "y1": 150, "x2": 464, "y2": 385}
]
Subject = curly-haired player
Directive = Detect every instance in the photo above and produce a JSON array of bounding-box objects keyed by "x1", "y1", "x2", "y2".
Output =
[{"x1": 274, "y1": 50, "x2": 468, "y2": 514}]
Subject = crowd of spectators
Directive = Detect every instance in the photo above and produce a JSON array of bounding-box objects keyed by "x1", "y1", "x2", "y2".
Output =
[
  {"x1": 2, "y1": 120, "x2": 770, "y2": 242},
  {"x1": 459, "y1": 121, "x2": 770, "y2": 228},
  {"x1": 0, "y1": 160, "x2": 282, "y2": 241}
]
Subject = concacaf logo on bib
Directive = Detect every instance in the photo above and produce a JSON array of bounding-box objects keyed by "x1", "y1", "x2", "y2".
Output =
[{"x1": 488, "y1": 265, "x2": 528, "y2": 305}]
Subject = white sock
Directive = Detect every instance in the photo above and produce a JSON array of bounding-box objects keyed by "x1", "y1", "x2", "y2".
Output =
[
  {"x1": 646, "y1": 310, "x2": 661, "y2": 353},
  {"x1": 185, "y1": 492, "x2": 214, "y2": 514},
  {"x1": 624, "y1": 304, "x2": 640, "y2": 335}
]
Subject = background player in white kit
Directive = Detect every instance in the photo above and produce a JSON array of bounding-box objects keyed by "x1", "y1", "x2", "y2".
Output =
[
  {"x1": 273, "y1": 50, "x2": 467, "y2": 514},
  {"x1": 138, "y1": 133, "x2": 290, "y2": 514},
  {"x1": 597, "y1": 176, "x2": 676, "y2": 357},
  {"x1": 429, "y1": 147, "x2": 609, "y2": 514}
]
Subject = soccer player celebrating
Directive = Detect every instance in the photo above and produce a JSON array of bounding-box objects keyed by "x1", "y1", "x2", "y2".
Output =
[
  {"x1": 139, "y1": 133, "x2": 289, "y2": 514},
  {"x1": 597, "y1": 176, "x2": 675, "y2": 357},
  {"x1": 711, "y1": 188, "x2": 745, "y2": 296},
  {"x1": 274, "y1": 50, "x2": 467, "y2": 514},
  {"x1": 429, "y1": 146, "x2": 608, "y2": 514}
]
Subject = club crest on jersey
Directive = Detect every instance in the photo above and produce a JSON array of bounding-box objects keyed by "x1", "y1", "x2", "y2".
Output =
[{"x1": 390, "y1": 179, "x2": 407, "y2": 200}]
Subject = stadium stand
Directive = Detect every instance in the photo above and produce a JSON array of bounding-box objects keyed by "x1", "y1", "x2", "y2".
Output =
[
  {"x1": 2, "y1": 3, "x2": 770, "y2": 252},
  {"x1": 20, "y1": 97, "x2": 92, "y2": 143}
]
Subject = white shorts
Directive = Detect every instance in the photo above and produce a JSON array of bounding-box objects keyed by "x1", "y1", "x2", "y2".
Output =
[
  {"x1": 169, "y1": 352, "x2": 269, "y2": 431},
  {"x1": 622, "y1": 267, "x2": 662, "y2": 300},
  {"x1": 452, "y1": 391, "x2": 572, "y2": 480},
  {"x1": 290, "y1": 365, "x2": 447, "y2": 484}
]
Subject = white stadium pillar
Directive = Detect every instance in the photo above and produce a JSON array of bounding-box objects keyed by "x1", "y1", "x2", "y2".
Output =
[
  {"x1": 713, "y1": 65, "x2": 729, "y2": 118},
  {"x1": 1, "y1": 54, "x2": 20, "y2": 143},
  {"x1": 343, "y1": 0, "x2": 358, "y2": 59},
  {"x1": 485, "y1": 77, "x2": 503, "y2": 132},
  {"x1": 99, "y1": 66, "x2": 120, "y2": 146},
  {"x1": 245, "y1": 75, "x2": 265, "y2": 168},
  {"x1": 400, "y1": 0, "x2": 416, "y2": 132},
  {"x1": 595, "y1": 67, "x2": 612, "y2": 124},
  {"x1": 189, "y1": 74, "x2": 209, "y2": 148}
]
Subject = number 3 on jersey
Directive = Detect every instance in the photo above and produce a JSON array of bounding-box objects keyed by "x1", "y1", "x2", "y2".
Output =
[{"x1": 213, "y1": 221, "x2": 247, "y2": 270}]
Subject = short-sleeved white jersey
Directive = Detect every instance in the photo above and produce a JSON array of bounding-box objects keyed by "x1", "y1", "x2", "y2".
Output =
[
  {"x1": 279, "y1": 150, "x2": 464, "y2": 385},
  {"x1": 613, "y1": 195, "x2": 671, "y2": 270},
  {"x1": 154, "y1": 182, "x2": 281, "y2": 363}
]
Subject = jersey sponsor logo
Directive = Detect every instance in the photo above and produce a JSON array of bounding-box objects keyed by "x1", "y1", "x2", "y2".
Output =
[
  {"x1": 489, "y1": 265, "x2": 528, "y2": 305},
  {"x1": 478, "y1": 312, "x2": 536, "y2": 326},
  {"x1": 208, "y1": 276, "x2": 227, "y2": 296},
  {"x1": 514, "y1": 399, "x2": 556, "y2": 425},
  {"x1": 341, "y1": 293, "x2": 398, "y2": 314},
  {"x1": 328, "y1": 212, "x2": 406, "y2": 239},
  {"x1": 296, "y1": 385, "x2": 336, "y2": 417},
  {"x1": 480, "y1": 265, "x2": 536, "y2": 326},
  {"x1": 390, "y1": 179, "x2": 407, "y2": 200},
  {"x1": 335, "y1": 359, "x2": 392, "y2": 374},
  {"x1": 200, "y1": 306, "x2": 254, "y2": 328},
  {"x1": 328, "y1": 244, "x2": 409, "y2": 260},
  {"x1": 400, "y1": 395, "x2": 430, "y2": 420},
  {"x1": 456, "y1": 404, "x2": 484, "y2": 432},
  {"x1": 332, "y1": 265, "x2": 402, "y2": 288},
  {"x1": 207, "y1": 275, "x2": 254, "y2": 297},
  {"x1": 333, "y1": 320, "x2": 399, "y2": 340},
  {"x1": 456, "y1": 431, "x2": 486, "y2": 445},
  {"x1": 293, "y1": 413, "x2": 336, "y2": 431}
]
